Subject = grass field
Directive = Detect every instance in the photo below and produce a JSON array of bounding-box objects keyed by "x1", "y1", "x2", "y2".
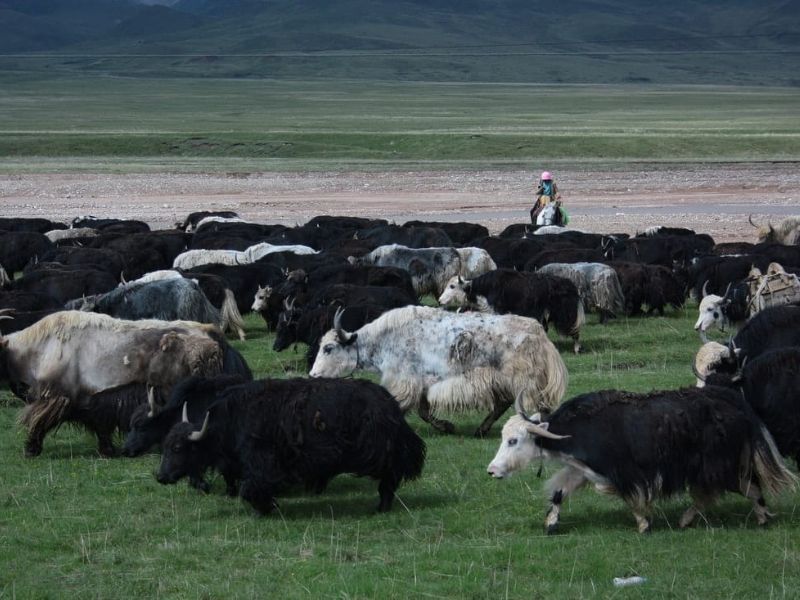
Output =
[
  {"x1": 1, "y1": 76, "x2": 800, "y2": 171},
  {"x1": 2, "y1": 307, "x2": 799, "y2": 598}
]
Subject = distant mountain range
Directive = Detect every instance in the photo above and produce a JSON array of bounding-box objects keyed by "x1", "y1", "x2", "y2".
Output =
[{"x1": 0, "y1": 0, "x2": 798, "y2": 83}]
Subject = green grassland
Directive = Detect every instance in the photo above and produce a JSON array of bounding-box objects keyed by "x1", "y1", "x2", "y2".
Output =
[
  {"x1": 2, "y1": 307, "x2": 799, "y2": 598},
  {"x1": 1, "y1": 76, "x2": 800, "y2": 171}
]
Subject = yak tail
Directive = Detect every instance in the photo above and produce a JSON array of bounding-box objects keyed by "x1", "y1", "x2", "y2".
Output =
[
  {"x1": 598, "y1": 270, "x2": 626, "y2": 316},
  {"x1": 18, "y1": 393, "x2": 70, "y2": 434},
  {"x1": 220, "y1": 288, "x2": 246, "y2": 341},
  {"x1": 752, "y1": 425, "x2": 798, "y2": 498},
  {"x1": 393, "y1": 422, "x2": 426, "y2": 482},
  {"x1": 571, "y1": 298, "x2": 585, "y2": 336}
]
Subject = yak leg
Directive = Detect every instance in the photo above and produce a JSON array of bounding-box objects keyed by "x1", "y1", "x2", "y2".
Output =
[
  {"x1": 544, "y1": 466, "x2": 588, "y2": 534},
  {"x1": 741, "y1": 480, "x2": 772, "y2": 526},
  {"x1": 239, "y1": 478, "x2": 278, "y2": 515},
  {"x1": 377, "y1": 475, "x2": 401, "y2": 512},
  {"x1": 628, "y1": 492, "x2": 654, "y2": 533},
  {"x1": 417, "y1": 394, "x2": 455, "y2": 435},
  {"x1": 189, "y1": 476, "x2": 211, "y2": 494},
  {"x1": 572, "y1": 333, "x2": 581, "y2": 354},
  {"x1": 24, "y1": 428, "x2": 47, "y2": 458},
  {"x1": 474, "y1": 393, "x2": 513, "y2": 438},
  {"x1": 95, "y1": 429, "x2": 117, "y2": 458},
  {"x1": 679, "y1": 490, "x2": 715, "y2": 529}
]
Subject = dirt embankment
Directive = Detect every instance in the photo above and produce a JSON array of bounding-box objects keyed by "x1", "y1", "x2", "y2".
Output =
[{"x1": 1, "y1": 164, "x2": 798, "y2": 242}]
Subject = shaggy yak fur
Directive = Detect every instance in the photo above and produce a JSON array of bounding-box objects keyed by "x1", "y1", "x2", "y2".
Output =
[
  {"x1": 488, "y1": 386, "x2": 796, "y2": 534},
  {"x1": 156, "y1": 377, "x2": 426, "y2": 514},
  {"x1": 310, "y1": 305, "x2": 567, "y2": 437},
  {"x1": 0, "y1": 311, "x2": 242, "y2": 456}
]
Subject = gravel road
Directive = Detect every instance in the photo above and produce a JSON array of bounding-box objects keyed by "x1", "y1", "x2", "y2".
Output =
[{"x1": 2, "y1": 164, "x2": 798, "y2": 242}]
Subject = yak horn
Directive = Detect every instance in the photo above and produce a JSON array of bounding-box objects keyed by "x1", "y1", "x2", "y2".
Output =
[
  {"x1": 333, "y1": 306, "x2": 346, "y2": 338},
  {"x1": 701, "y1": 280, "x2": 709, "y2": 298},
  {"x1": 748, "y1": 214, "x2": 758, "y2": 228},
  {"x1": 0, "y1": 307, "x2": 15, "y2": 320},
  {"x1": 513, "y1": 392, "x2": 570, "y2": 441},
  {"x1": 332, "y1": 306, "x2": 355, "y2": 344},
  {"x1": 691, "y1": 361, "x2": 706, "y2": 382},
  {"x1": 146, "y1": 386, "x2": 157, "y2": 418},
  {"x1": 188, "y1": 411, "x2": 210, "y2": 442},
  {"x1": 120, "y1": 272, "x2": 128, "y2": 285},
  {"x1": 182, "y1": 401, "x2": 190, "y2": 423}
]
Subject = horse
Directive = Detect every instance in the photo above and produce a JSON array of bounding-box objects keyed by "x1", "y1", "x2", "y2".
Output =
[{"x1": 532, "y1": 202, "x2": 567, "y2": 227}]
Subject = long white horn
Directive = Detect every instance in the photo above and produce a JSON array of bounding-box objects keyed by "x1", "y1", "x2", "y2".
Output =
[
  {"x1": 513, "y1": 391, "x2": 569, "y2": 441},
  {"x1": 146, "y1": 386, "x2": 156, "y2": 417},
  {"x1": 702, "y1": 280, "x2": 709, "y2": 298},
  {"x1": 188, "y1": 411, "x2": 210, "y2": 442},
  {"x1": 182, "y1": 401, "x2": 189, "y2": 423}
]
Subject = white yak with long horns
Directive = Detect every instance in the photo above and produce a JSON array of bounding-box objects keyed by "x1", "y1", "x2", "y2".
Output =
[{"x1": 309, "y1": 305, "x2": 567, "y2": 437}]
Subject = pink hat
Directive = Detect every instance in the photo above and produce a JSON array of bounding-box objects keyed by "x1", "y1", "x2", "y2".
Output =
[{"x1": 540, "y1": 171, "x2": 552, "y2": 180}]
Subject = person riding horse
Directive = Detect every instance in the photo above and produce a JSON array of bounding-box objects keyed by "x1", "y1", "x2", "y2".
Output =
[{"x1": 530, "y1": 170, "x2": 567, "y2": 225}]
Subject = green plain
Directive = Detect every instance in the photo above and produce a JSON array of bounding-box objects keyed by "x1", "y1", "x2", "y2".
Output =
[
  {"x1": 2, "y1": 308, "x2": 799, "y2": 599},
  {"x1": 1, "y1": 76, "x2": 799, "y2": 171}
]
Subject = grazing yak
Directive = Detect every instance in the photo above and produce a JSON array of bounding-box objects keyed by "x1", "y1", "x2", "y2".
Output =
[
  {"x1": 0, "y1": 311, "x2": 246, "y2": 456},
  {"x1": 537, "y1": 262, "x2": 625, "y2": 322},
  {"x1": 750, "y1": 215, "x2": 800, "y2": 246},
  {"x1": 694, "y1": 305, "x2": 800, "y2": 384},
  {"x1": 350, "y1": 244, "x2": 462, "y2": 297},
  {"x1": 437, "y1": 270, "x2": 585, "y2": 353},
  {"x1": 70, "y1": 278, "x2": 223, "y2": 329},
  {"x1": 707, "y1": 348, "x2": 800, "y2": 468},
  {"x1": 488, "y1": 389, "x2": 796, "y2": 534},
  {"x1": 156, "y1": 377, "x2": 426, "y2": 514},
  {"x1": 309, "y1": 305, "x2": 567, "y2": 437}
]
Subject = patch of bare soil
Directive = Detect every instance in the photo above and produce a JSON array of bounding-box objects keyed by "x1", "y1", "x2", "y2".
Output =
[{"x1": 1, "y1": 164, "x2": 798, "y2": 242}]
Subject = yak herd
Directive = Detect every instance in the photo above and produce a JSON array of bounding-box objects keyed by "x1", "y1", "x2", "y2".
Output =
[{"x1": 1, "y1": 211, "x2": 800, "y2": 532}]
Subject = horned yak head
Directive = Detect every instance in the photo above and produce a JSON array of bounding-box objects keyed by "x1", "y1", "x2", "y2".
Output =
[
  {"x1": 693, "y1": 341, "x2": 739, "y2": 387},
  {"x1": 749, "y1": 214, "x2": 800, "y2": 245},
  {"x1": 309, "y1": 307, "x2": 359, "y2": 378},
  {"x1": 487, "y1": 393, "x2": 569, "y2": 479},
  {"x1": 437, "y1": 276, "x2": 470, "y2": 307},
  {"x1": 156, "y1": 402, "x2": 210, "y2": 485}
]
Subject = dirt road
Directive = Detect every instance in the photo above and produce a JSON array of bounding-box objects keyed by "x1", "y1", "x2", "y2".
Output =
[{"x1": 2, "y1": 164, "x2": 797, "y2": 241}]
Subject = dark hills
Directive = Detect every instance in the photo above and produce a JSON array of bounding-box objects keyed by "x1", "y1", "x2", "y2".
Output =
[{"x1": 0, "y1": 0, "x2": 797, "y2": 83}]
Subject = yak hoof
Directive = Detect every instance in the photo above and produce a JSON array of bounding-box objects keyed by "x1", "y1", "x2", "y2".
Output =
[
  {"x1": 24, "y1": 443, "x2": 43, "y2": 458},
  {"x1": 98, "y1": 445, "x2": 118, "y2": 458},
  {"x1": 546, "y1": 523, "x2": 559, "y2": 535},
  {"x1": 440, "y1": 421, "x2": 456, "y2": 435}
]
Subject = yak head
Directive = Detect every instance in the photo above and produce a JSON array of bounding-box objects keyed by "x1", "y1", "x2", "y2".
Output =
[
  {"x1": 487, "y1": 393, "x2": 568, "y2": 479},
  {"x1": 309, "y1": 307, "x2": 359, "y2": 378},
  {"x1": 749, "y1": 214, "x2": 776, "y2": 244},
  {"x1": 147, "y1": 331, "x2": 222, "y2": 391},
  {"x1": 272, "y1": 297, "x2": 301, "y2": 352},
  {"x1": 693, "y1": 341, "x2": 739, "y2": 387},
  {"x1": 251, "y1": 285, "x2": 272, "y2": 312},
  {"x1": 156, "y1": 403, "x2": 210, "y2": 485},
  {"x1": 123, "y1": 386, "x2": 170, "y2": 457},
  {"x1": 694, "y1": 280, "x2": 726, "y2": 341},
  {"x1": 437, "y1": 275, "x2": 470, "y2": 307}
]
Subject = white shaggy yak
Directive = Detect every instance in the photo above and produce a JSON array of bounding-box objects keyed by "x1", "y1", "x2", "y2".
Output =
[
  {"x1": 309, "y1": 305, "x2": 568, "y2": 436},
  {"x1": 172, "y1": 249, "x2": 247, "y2": 270},
  {"x1": 44, "y1": 227, "x2": 97, "y2": 242},
  {"x1": 120, "y1": 269, "x2": 184, "y2": 286},
  {"x1": 537, "y1": 262, "x2": 625, "y2": 322},
  {"x1": 455, "y1": 247, "x2": 497, "y2": 279},
  {"x1": 243, "y1": 242, "x2": 318, "y2": 262},
  {"x1": 193, "y1": 216, "x2": 249, "y2": 231}
]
